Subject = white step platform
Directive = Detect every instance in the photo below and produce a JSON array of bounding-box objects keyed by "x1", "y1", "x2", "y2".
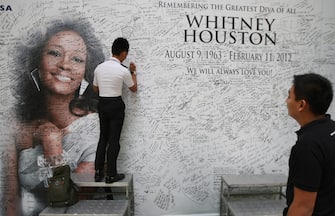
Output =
[
  {"x1": 71, "y1": 173, "x2": 134, "y2": 200},
  {"x1": 227, "y1": 199, "x2": 286, "y2": 216},
  {"x1": 220, "y1": 174, "x2": 287, "y2": 216}
]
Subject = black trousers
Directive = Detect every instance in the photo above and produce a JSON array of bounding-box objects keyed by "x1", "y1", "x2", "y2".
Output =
[{"x1": 95, "y1": 96, "x2": 125, "y2": 176}]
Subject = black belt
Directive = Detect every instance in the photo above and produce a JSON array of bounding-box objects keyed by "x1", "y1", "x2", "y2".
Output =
[{"x1": 99, "y1": 96, "x2": 122, "y2": 100}]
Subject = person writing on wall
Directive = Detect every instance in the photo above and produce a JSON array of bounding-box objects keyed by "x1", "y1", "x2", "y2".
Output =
[
  {"x1": 9, "y1": 18, "x2": 105, "y2": 216},
  {"x1": 284, "y1": 73, "x2": 335, "y2": 216},
  {"x1": 93, "y1": 37, "x2": 137, "y2": 183}
]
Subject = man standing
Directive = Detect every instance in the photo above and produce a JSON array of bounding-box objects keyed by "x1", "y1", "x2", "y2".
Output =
[
  {"x1": 284, "y1": 73, "x2": 335, "y2": 215},
  {"x1": 93, "y1": 37, "x2": 137, "y2": 183}
]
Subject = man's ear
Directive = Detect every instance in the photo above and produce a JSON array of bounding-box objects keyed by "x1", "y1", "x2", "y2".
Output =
[
  {"x1": 298, "y1": 99, "x2": 307, "y2": 111},
  {"x1": 121, "y1": 51, "x2": 128, "y2": 61}
]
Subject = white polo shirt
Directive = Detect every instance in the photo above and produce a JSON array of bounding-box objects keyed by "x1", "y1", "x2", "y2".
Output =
[{"x1": 93, "y1": 57, "x2": 134, "y2": 97}]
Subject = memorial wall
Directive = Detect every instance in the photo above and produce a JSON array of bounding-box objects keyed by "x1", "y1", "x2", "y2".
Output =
[{"x1": 0, "y1": 0, "x2": 334, "y2": 215}]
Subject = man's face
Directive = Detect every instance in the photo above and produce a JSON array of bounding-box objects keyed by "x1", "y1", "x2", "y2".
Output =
[{"x1": 286, "y1": 85, "x2": 301, "y2": 119}]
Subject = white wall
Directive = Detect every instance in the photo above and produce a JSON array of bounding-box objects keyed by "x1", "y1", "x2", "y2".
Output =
[{"x1": 0, "y1": 0, "x2": 334, "y2": 215}]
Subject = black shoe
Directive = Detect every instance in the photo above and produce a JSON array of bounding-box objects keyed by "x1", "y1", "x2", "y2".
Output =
[
  {"x1": 94, "y1": 170, "x2": 104, "y2": 182},
  {"x1": 105, "y1": 174, "x2": 125, "y2": 183}
]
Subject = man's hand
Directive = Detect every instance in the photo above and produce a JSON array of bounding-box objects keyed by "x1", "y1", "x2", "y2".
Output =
[{"x1": 129, "y1": 62, "x2": 136, "y2": 73}]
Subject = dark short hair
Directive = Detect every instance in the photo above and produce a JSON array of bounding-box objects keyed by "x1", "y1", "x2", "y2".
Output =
[
  {"x1": 111, "y1": 37, "x2": 129, "y2": 55},
  {"x1": 293, "y1": 73, "x2": 333, "y2": 115}
]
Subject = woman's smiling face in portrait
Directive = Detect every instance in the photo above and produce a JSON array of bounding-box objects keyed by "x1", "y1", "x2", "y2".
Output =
[{"x1": 39, "y1": 30, "x2": 87, "y2": 96}]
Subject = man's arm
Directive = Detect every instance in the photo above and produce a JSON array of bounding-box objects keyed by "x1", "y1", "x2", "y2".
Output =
[
  {"x1": 129, "y1": 73, "x2": 137, "y2": 92},
  {"x1": 93, "y1": 85, "x2": 99, "y2": 94},
  {"x1": 287, "y1": 186, "x2": 317, "y2": 216},
  {"x1": 128, "y1": 62, "x2": 137, "y2": 92}
]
